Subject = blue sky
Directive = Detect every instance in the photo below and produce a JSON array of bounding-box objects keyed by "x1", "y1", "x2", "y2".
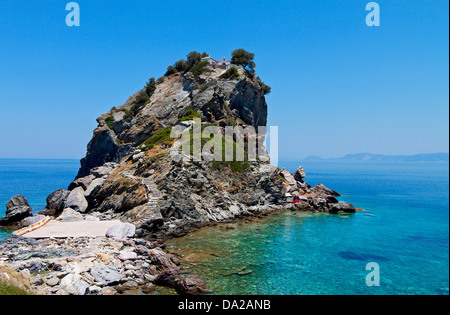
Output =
[{"x1": 0, "y1": 0, "x2": 448, "y2": 159}]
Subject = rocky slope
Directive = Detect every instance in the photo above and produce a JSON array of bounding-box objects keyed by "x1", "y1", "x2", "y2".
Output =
[{"x1": 1, "y1": 53, "x2": 357, "y2": 295}]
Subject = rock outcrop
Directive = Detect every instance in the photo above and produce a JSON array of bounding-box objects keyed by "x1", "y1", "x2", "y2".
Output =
[
  {"x1": 1, "y1": 51, "x2": 358, "y2": 295},
  {"x1": 0, "y1": 195, "x2": 32, "y2": 227},
  {"x1": 28, "y1": 53, "x2": 355, "y2": 237}
]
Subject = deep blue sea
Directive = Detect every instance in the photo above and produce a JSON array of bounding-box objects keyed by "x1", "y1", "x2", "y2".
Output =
[
  {"x1": 166, "y1": 161, "x2": 449, "y2": 295},
  {"x1": 1, "y1": 159, "x2": 449, "y2": 295}
]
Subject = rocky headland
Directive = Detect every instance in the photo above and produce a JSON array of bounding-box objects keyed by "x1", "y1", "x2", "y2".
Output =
[{"x1": 0, "y1": 50, "x2": 356, "y2": 295}]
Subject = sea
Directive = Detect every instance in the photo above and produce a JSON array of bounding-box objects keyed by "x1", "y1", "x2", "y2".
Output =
[{"x1": 0, "y1": 159, "x2": 448, "y2": 295}]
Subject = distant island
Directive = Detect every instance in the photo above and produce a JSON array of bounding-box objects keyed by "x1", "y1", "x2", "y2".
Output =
[{"x1": 302, "y1": 153, "x2": 449, "y2": 163}]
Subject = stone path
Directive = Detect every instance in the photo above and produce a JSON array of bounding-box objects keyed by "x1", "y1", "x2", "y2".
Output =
[{"x1": 23, "y1": 220, "x2": 122, "y2": 239}]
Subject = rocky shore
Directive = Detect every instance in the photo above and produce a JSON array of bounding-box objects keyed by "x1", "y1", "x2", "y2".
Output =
[
  {"x1": 0, "y1": 223, "x2": 207, "y2": 295},
  {"x1": 0, "y1": 50, "x2": 357, "y2": 295}
]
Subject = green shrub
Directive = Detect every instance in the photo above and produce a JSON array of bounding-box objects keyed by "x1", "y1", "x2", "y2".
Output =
[
  {"x1": 262, "y1": 83, "x2": 271, "y2": 95},
  {"x1": 126, "y1": 78, "x2": 157, "y2": 119},
  {"x1": 179, "y1": 106, "x2": 201, "y2": 123},
  {"x1": 139, "y1": 127, "x2": 173, "y2": 150},
  {"x1": 105, "y1": 115, "x2": 115, "y2": 129},
  {"x1": 190, "y1": 60, "x2": 211, "y2": 78},
  {"x1": 220, "y1": 67, "x2": 240, "y2": 80},
  {"x1": 187, "y1": 51, "x2": 202, "y2": 67},
  {"x1": 165, "y1": 66, "x2": 178, "y2": 76},
  {"x1": 175, "y1": 59, "x2": 190, "y2": 72}
]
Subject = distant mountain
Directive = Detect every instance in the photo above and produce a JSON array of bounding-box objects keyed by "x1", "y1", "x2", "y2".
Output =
[{"x1": 303, "y1": 153, "x2": 449, "y2": 163}]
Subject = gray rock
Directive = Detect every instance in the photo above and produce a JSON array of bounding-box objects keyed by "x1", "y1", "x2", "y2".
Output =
[
  {"x1": 68, "y1": 175, "x2": 95, "y2": 191},
  {"x1": 279, "y1": 168, "x2": 297, "y2": 187},
  {"x1": 45, "y1": 189, "x2": 69, "y2": 212},
  {"x1": 58, "y1": 208, "x2": 84, "y2": 222},
  {"x1": 90, "y1": 163, "x2": 119, "y2": 178},
  {"x1": 105, "y1": 223, "x2": 136, "y2": 239},
  {"x1": 294, "y1": 166, "x2": 306, "y2": 181},
  {"x1": 46, "y1": 276, "x2": 60, "y2": 287},
  {"x1": 310, "y1": 184, "x2": 341, "y2": 197},
  {"x1": 60, "y1": 274, "x2": 89, "y2": 295},
  {"x1": 6, "y1": 195, "x2": 30, "y2": 209},
  {"x1": 84, "y1": 178, "x2": 106, "y2": 199},
  {"x1": 118, "y1": 252, "x2": 138, "y2": 261},
  {"x1": 132, "y1": 152, "x2": 145, "y2": 162},
  {"x1": 64, "y1": 187, "x2": 88, "y2": 213},
  {"x1": 330, "y1": 202, "x2": 356, "y2": 214},
  {"x1": 0, "y1": 195, "x2": 32, "y2": 226},
  {"x1": 90, "y1": 264, "x2": 121, "y2": 286}
]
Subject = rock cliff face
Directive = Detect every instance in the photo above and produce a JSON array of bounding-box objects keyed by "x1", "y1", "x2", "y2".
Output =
[
  {"x1": 77, "y1": 66, "x2": 268, "y2": 178},
  {"x1": 3, "y1": 57, "x2": 354, "y2": 234}
]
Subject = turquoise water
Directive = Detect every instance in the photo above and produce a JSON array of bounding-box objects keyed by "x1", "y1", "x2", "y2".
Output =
[
  {"x1": 0, "y1": 159, "x2": 79, "y2": 239},
  {"x1": 1, "y1": 159, "x2": 449, "y2": 295},
  {"x1": 167, "y1": 161, "x2": 449, "y2": 295}
]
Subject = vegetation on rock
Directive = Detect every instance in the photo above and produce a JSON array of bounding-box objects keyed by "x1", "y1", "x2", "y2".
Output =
[
  {"x1": 219, "y1": 67, "x2": 240, "y2": 80},
  {"x1": 139, "y1": 127, "x2": 173, "y2": 150},
  {"x1": 231, "y1": 49, "x2": 256, "y2": 72}
]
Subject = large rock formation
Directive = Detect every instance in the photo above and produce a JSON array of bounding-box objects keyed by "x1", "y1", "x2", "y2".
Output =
[{"x1": 34, "y1": 53, "x2": 355, "y2": 238}]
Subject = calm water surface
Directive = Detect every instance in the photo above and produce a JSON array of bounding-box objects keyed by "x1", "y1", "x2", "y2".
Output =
[
  {"x1": 166, "y1": 161, "x2": 449, "y2": 295},
  {"x1": 1, "y1": 159, "x2": 448, "y2": 295}
]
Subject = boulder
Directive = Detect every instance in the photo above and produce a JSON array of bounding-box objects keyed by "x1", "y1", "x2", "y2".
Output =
[
  {"x1": 84, "y1": 178, "x2": 106, "y2": 199},
  {"x1": 58, "y1": 208, "x2": 84, "y2": 222},
  {"x1": 105, "y1": 223, "x2": 136, "y2": 239},
  {"x1": 310, "y1": 184, "x2": 341, "y2": 197},
  {"x1": 0, "y1": 195, "x2": 32, "y2": 226},
  {"x1": 294, "y1": 166, "x2": 306, "y2": 181},
  {"x1": 175, "y1": 275, "x2": 208, "y2": 295},
  {"x1": 68, "y1": 175, "x2": 95, "y2": 191},
  {"x1": 148, "y1": 248, "x2": 178, "y2": 270},
  {"x1": 90, "y1": 264, "x2": 121, "y2": 286},
  {"x1": 330, "y1": 202, "x2": 356, "y2": 214},
  {"x1": 64, "y1": 187, "x2": 88, "y2": 213},
  {"x1": 60, "y1": 274, "x2": 89, "y2": 295},
  {"x1": 279, "y1": 168, "x2": 297, "y2": 187},
  {"x1": 46, "y1": 189, "x2": 69, "y2": 213},
  {"x1": 118, "y1": 251, "x2": 138, "y2": 261},
  {"x1": 154, "y1": 269, "x2": 207, "y2": 295},
  {"x1": 90, "y1": 163, "x2": 119, "y2": 178},
  {"x1": 155, "y1": 269, "x2": 181, "y2": 287},
  {"x1": 6, "y1": 195, "x2": 30, "y2": 209}
]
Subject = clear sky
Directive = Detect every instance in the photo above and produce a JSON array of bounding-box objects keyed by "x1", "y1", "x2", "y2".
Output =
[{"x1": 0, "y1": 0, "x2": 448, "y2": 159}]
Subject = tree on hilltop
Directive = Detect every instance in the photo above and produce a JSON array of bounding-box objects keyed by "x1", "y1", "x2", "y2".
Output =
[{"x1": 231, "y1": 49, "x2": 256, "y2": 72}]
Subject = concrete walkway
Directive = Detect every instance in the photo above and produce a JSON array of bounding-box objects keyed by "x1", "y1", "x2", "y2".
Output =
[{"x1": 23, "y1": 220, "x2": 122, "y2": 239}]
